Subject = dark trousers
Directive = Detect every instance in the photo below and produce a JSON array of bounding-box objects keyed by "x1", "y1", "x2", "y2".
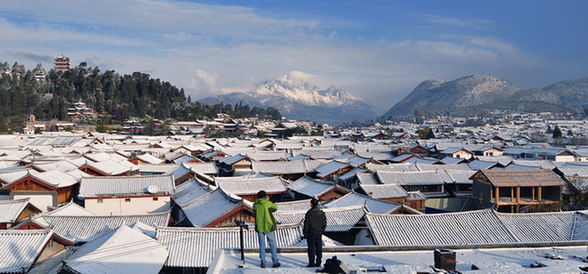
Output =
[{"x1": 307, "y1": 233, "x2": 323, "y2": 266}]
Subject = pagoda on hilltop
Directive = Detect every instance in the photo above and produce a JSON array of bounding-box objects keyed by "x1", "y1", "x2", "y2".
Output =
[{"x1": 54, "y1": 55, "x2": 70, "y2": 71}]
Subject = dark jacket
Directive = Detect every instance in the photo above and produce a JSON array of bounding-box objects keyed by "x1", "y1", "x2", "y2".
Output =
[{"x1": 303, "y1": 207, "x2": 327, "y2": 236}]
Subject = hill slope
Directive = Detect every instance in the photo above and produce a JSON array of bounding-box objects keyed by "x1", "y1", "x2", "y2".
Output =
[{"x1": 384, "y1": 74, "x2": 579, "y2": 117}]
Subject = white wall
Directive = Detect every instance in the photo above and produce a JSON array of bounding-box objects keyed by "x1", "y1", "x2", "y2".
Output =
[
  {"x1": 354, "y1": 229, "x2": 375, "y2": 245},
  {"x1": 13, "y1": 194, "x2": 54, "y2": 212},
  {"x1": 85, "y1": 196, "x2": 171, "y2": 216}
]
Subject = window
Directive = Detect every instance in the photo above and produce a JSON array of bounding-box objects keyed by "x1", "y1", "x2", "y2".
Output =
[
  {"x1": 153, "y1": 197, "x2": 159, "y2": 201},
  {"x1": 97, "y1": 199, "x2": 103, "y2": 203},
  {"x1": 125, "y1": 198, "x2": 131, "y2": 202}
]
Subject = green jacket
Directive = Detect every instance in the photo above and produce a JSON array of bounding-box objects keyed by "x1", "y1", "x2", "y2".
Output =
[{"x1": 253, "y1": 198, "x2": 278, "y2": 233}]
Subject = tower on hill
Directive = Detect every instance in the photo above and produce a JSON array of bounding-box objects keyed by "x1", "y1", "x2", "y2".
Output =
[{"x1": 54, "y1": 55, "x2": 70, "y2": 71}]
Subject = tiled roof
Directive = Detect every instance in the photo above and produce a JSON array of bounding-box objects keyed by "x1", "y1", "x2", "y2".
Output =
[
  {"x1": 157, "y1": 224, "x2": 304, "y2": 268},
  {"x1": 31, "y1": 212, "x2": 170, "y2": 244},
  {"x1": 44, "y1": 201, "x2": 95, "y2": 216},
  {"x1": 366, "y1": 209, "x2": 517, "y2": 246},
  {"x1": 136, "y1": 153, "x2": 164, "y2": 164},
  {"x1": 357, "y1": 184, "x2": 409, "y2": 200},
  {"x1": 287, "y1": 176, "x2": 336, "y2": 198},
  {"x1": 0, "y1": 199, "x2": 30, "y2": 223},
  {"x1": 366, "y1": 210, "x2": 588, "y2": 246},
  {"x1": 376, "y1": 170, "x2": 454, "y2": 186},
  {"x1": 355, "y1": 172, "x2": 378, "y2": 185},
  {"x1": 251, "y1": 160, "x2": 312, "y2": 174},
  {"x1": 496, "y1": 211, "x2": 576, "y2": 242},
  {"x1": 171, "y1": 179, "x2": 214, "y2": 207},
  {"x1": 324, "y1": 191, "x2": 402, "y2": 214},
  {"x1": 79, "y1": 175, "x2": 175, "y2": 197},
  {"x1": 180, "y1": 188, "x2": 247, "y2": 227},
  {"x1": 275, "y1": 199, "x2": 312, "y2": 211},
  {"x1": 215, "y1": 176, "x2": 287, "y2": 196},
  {"x1": 356, "y1": 151, "x2": 394, "y2": 162},
  {"x1": 137, "y1": 163, "x2": 179, "y2": 173},
  {"x1": 182, "y1": 162, "x2": 219, "y2": 175},
  {"x1": 246, "y1": 151, "x2": 288, "y2": 161},
  {"x1": 293, "y1": 150, "x2": 341, "y2": 160},
  {"x1": 274, "y1": 205, "x2": 366, "y2": 232},
  {"x1": 366, "y1": 163, "x2": 419, "y2": 172},
  {"x1": 314, "y1": 160, "x2": 350, "y2": 178},
  {"x1": 84, "y1": 159, "x2": 138, "y2": 175},
  {"x1": 0, "y1": 169, "x2": 79, "y2": 188},
  {"x1": 474, "y1": 169, "x2": 567, "y2": 187},
  {"x1": 0, "y1": 229, "x2": 55, "y2": 273},
  {"x1": 62, "y1": 225, "x2": 168, "y2": 274}
]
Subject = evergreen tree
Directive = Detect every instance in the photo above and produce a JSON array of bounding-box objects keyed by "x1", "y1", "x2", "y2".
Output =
[{"x1": 553, "y1": 125, "x2": 562, "y2": 139}]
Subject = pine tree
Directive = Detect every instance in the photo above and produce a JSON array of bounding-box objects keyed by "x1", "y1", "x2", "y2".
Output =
[{"x1": 553, "y1": 125, "x2": 562, "y2": 139}]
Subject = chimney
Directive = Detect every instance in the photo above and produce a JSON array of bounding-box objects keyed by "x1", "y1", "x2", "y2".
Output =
[{"x1": 434, "y1": 249, "x2": 456, "y2": 271}]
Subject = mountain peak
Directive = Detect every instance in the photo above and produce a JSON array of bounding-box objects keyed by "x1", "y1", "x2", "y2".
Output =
[{"x1": 198, "y1": 72, "x2": 379, "y2": 125}]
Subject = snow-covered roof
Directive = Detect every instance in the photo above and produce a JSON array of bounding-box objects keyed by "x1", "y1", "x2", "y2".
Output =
[
  {"x1": 314, "y1": 160, "x2": 351, "y2": 178},
  {"x1": 287, "y1": 176, "x2": 337, "y2": 198},
  {"x1": 137, "y1": 163, "x2": 179, "y2": 174},
  {"x1": 246, "y1": 151, "x2": 289, "y2": 161},
  {"x1": 215, "y1": 176, "x2": 287, "y2": 196},
  {"x1": 30, "y1": 211, "x2": 170, "y2": 244},
  {"x1": 61, "y1": 225, "x2": 168, "y2": 274},
  {"x1": 274, "y1": 205, "x2": 366, "y2": 232},
  {"x1": 79, "y1": 175, "x2": 175, "y2": 197},
  {"x1": 356, "y1": 172, "x2": 380, "y2": 185},
  {"x1": 275, "y1": 199, "x2": 313, "y2": 211},
  {"x1": 0, "y1": 229, "x2": 59, "y2": 273},
  {"x1": 179, "y1": 188, "x2": 247, "y2": 227},
  {"x1": 324, "y1": 191, "x2": 402, "y2": 214},
  {"x1": 251, "y1": 160, "x2": 314, "y2": 174},
  {"x1": 157, "y1": 224, "x2": 305, "y2": 268},
  {"x1": 44, "y1": 201, "x2": 95, "y2": 216},
  {"x1": 171, "y1": 179, "x2": 214, "y2": 207},
  {"x1": 0, "y1": 199, "x2": 32, "y2": 223},
  {"x1": 0, "y1": 169, "x2": 79, "y2": 188},
  {"x1": 376, "y1": 170, "x2": 454, "y2": 186},
  {"x1": 135, "y1": 153, "x2": 164, "y2": 164},
  {"x1": 182, "y1": 162, "x2": 219, "y2": 175},
  {"x1": 357, "y1": 184, "x2": 409, "y2": 200},
  {"x1": 84, "y1": 159, "x2": 139, "y2": 175},
  {"x1": 366, "y1": 209, "x2": 588, "y2": 246}
]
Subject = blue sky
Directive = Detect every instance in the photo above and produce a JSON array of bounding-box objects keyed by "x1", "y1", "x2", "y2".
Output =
[{"x1": 1, "y1": 0, "x2": 587, "y2": 111}]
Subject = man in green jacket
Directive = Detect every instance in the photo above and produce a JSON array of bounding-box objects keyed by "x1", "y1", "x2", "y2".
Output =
[{"x1": 253, "y1": 190, "x2": 280, "y2": 268}]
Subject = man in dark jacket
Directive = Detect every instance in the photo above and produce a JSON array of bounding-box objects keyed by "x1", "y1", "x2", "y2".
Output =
[{"x1": 303, "y1": 198, "x2": 327, "y2": 267}]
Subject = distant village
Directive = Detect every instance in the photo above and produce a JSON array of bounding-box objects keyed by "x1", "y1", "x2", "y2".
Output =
[
  {"x1": 5, "y1": 57, "x2": 588, "y2": 274},
  {"x1": 5, "y1": 104, "x2": 588, "y2": 273}
]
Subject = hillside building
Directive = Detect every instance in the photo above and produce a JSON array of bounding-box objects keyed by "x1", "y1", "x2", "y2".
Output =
[{"x1": 67, "y1": 101, "x2": 94, "y2": 119}]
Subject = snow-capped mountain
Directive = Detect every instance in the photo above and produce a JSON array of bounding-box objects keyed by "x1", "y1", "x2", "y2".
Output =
[{"x1": 198, "y1": 73, "x2": 380, "y2": 125}]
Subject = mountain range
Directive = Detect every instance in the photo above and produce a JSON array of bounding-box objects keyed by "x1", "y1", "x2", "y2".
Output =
[
  {"x1": 383, "y1": 74, "x2": 588, "y2": 117},
  {"x1": 198, "y1": 73, "x2": 379, "y2": 125},
  {"x1": 199, "y1": 72, "x2": 588, "y2": 125}
]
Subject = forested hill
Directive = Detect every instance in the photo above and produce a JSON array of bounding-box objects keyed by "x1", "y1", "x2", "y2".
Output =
[{"x1": 0, "y1": 62, "x2": 280, "y2": 127}]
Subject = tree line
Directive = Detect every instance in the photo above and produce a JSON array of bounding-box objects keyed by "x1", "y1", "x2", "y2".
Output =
[{"x1": 0, "y1": 61, "x2": 281, "y2": 132}]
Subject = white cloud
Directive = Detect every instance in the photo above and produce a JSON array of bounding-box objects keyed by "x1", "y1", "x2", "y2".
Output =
[
  {"x1": 421, "y1": 14, "x2": 494, "y2": 29},
  {"x1": 0, "y1": 1, "x2": 565, "y2": 112}
]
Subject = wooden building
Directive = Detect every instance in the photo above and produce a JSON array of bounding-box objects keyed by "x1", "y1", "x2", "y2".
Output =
[{"x1": 471, "y1": 169, "x2": 567, "y2": 213}]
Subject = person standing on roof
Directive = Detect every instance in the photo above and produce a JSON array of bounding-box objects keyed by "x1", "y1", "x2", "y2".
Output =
[
  {"x1": 253, "y1": 190, "x2": 280, "y2": 268},
  {"x1": 303, "y1": 197, "x2": 327, "y2": 267}
]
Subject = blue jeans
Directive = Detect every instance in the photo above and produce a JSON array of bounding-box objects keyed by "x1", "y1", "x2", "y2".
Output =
[{"x1": 258, "y1": 231, "x2": 279, "y2": 265}]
